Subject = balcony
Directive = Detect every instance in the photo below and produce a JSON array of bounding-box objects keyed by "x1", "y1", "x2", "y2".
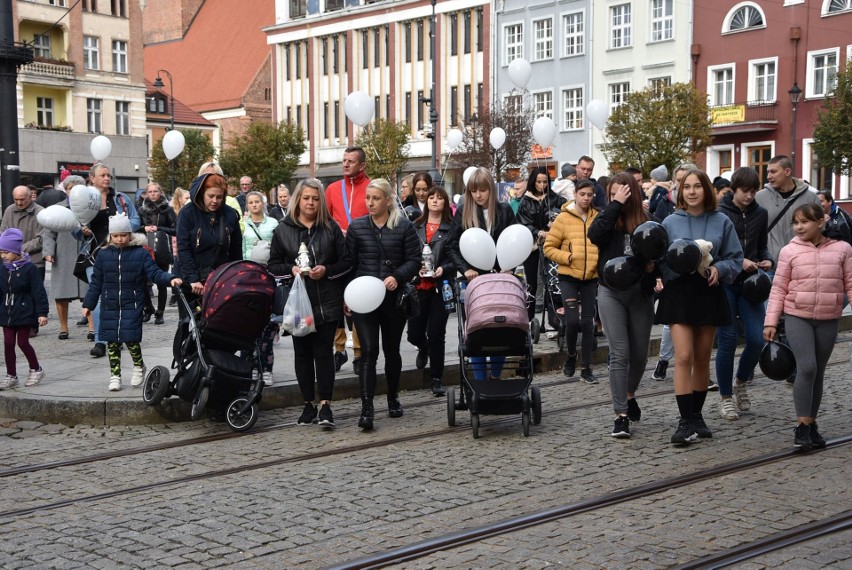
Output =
[
  {"x1": 18, "y1": 58, "x2": 75, "y2": 87},
  {"x1": 710, "y1": 100, "x2": 778, "y2": 135}
]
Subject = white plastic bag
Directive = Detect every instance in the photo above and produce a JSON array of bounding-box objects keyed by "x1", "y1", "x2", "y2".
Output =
[{"x1": 281, "y1": 274, "x2": 316, "y2": 337}]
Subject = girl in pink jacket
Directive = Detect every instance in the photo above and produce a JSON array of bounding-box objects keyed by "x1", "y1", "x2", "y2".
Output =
[{"x1": 764, "y1": 203, "x2": 852, "y2": 450}]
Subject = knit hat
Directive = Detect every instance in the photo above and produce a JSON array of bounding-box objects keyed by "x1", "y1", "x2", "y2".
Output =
[
  {"x1": 561, "y1": 163, "x2": 577, "y2": 178},
  {"x1": 108, "y1": 213, "x2": 132, "y2": 234},
  {"x1": 650, "y1": 165, "x2": 668, "y2": 181},
  {"x1": 0, "y1": 228, "x2": 24, "y2": 255}
]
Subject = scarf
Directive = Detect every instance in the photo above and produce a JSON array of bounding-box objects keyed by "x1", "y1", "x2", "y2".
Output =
[
  {"x1": 139, "y1": 196, "x2": 171, "y2": 221},
  {"x1": 3, "y1": 252, "x2": 31, "y2": 271}
]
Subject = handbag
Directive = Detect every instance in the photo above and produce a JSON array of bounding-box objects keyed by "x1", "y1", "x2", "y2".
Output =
[
  {"x1": 73, "y1": 238, "x2": 100, "y2": 283},
  {"x1": 397, "y1": 281, "x2": 420, "y2": 320},
  {"x1": 148, "y1": 230, "x2": 173, "y2": 265}
]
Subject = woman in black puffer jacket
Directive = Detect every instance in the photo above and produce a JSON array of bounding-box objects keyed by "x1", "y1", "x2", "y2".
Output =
[
  {"x1": 345, "y1": 178, "x2": 421, "y2": 431},
  {"x1": 268, "y1": 179, "x2": 350, "y2": 428},
  {"x1": 138, "y1": 182, "x2": 176, "y2": 324}
]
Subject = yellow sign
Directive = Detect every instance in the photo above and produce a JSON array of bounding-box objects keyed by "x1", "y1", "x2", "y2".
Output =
[{"x1": 711, "y1": 105, "x2": 745, "y2": 125}]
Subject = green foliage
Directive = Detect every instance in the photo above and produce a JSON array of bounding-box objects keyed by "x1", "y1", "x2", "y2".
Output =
[
  {"x1": 813, "y1": 68, "x2": 852, "y2": 177},
  {"x1": 355, "y1": 119, "x2": 411, "y2": 182},
  {"x1": 602, "y1": 82, "x2": 712, "y2": 177},
  {"x1": 218, "y1": 121, "x2": 307, "y2": 192},
  {"x1": 149, "y1": 129, "x2": 216, "y2": 192}
]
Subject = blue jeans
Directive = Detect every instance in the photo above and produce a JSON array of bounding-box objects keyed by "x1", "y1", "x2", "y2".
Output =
[
  {"x1": 85, "y1": 265, "x2": 102, "y2": 344},
  {"x1": 715, "y1": 283, "x2": 765, "y2": 396},
  {"x1": 471, "y1": 356, "x2": 506, "y2": 381}
]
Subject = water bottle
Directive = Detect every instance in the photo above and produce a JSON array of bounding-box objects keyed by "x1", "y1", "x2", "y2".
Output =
[
  {"x1": 459, "y1": 281, "x2": 467, "y2": 305},
  {"x1": 442, "y1": 280, "x2": 455, "y2": 313}
]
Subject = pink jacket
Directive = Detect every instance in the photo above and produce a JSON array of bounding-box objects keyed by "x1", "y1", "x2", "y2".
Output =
[{"x1": 765, "y1": 236, "x2": 852, "y2": 326}]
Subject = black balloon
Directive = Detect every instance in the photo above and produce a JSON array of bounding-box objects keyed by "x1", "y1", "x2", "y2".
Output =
[
  {"x1": 759, "y1": 341, "x2": 796, "y2": 381},
  {"x1": 403, "y1": 205, "x2": 421, "y2": 221},
  {"x1": 665, "y1": 238, "x2": 701, "y2": 275},
  {"x1": 631, "y1": 221, "x2": 669, "y2": 262},
  {"x1": 742, "y1": 270, "x2": 772, "y2": 304},
  {"x1": 603, "y1": 256, "x2": 644, "y2": 291}
]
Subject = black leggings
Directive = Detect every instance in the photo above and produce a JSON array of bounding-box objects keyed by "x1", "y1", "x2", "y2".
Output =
[
  {"x1": 558, "y1": 278, "x2": 598, "y2": 367},
  {"x1": 292, "y1": 321, "x2": 337, "y2": 402},
  {"x1": 406, "y1": 288, "x2": 450, "y2": 379},
  {"x1": 145, "y1": 263, "x2": 169, "y2": 314},
  {"x1": 353, "y1": 292, "x2": 406, "y2": 400},
  {"x1": 523, "y1": 251, "x2": 539, "y2": 321}
]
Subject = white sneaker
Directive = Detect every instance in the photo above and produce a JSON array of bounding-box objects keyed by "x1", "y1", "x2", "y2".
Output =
[
  {"x1": 345, "y1": 331, "x2": 354, "y2": 349},
  {"x1": 108, "y1": 376, "x2": 122, "y2": 391},
  {"x1": 25, "y1": 368, "x2": 44, "y2": 387},
  {"x1": 131, "y1": 365, "x2": 147, "y2": 387},
  {"x1": 262, "y1": 371, "x2": 273, "y2": 386},
  {"x1": 733, "y1": 382, "x2": 751, "y2": 411},
  {"x1": 719, "y1": 398, "x2": 739, "y2": 420},
  {"x1": 0, "y1": 375, "x2": 18, "y2": 390}
]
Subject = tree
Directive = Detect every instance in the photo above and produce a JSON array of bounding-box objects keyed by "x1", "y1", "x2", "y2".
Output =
[
  {"x1": 355, "y1": 118, "x2": 411, "y2": 182},
  {"x1": 812, "y1": 68, "x2": 852, "y2": 177},
  {"x1": 218, "y1": 121, "x2": 306, "y2": 192},
  {"x1": 601, "y1": 82, "x2": 712, "y2": 177},
  {"x1": 149, "y1": 129, "x2": 216, "y2": 192}
]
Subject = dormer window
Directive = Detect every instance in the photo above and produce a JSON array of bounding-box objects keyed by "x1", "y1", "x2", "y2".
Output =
[
  {"x1": 823, "y1": 0, "x2": 852, "y2": 16},
  {"x1": 148, "y1": 95, "x2": 166, "y2": 114},
  {"x1": 723, "y1": 2, "x2": 766, "y2": 34}
]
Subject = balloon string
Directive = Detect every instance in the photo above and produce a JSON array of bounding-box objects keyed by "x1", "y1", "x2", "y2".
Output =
[{"x1": 441, "y1": 150, "x2": 454, "y2": 184}]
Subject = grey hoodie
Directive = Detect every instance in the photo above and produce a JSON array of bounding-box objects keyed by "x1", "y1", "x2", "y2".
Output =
[{"x1": 755, "y1": 178, "x2": 819, "y2": 264}]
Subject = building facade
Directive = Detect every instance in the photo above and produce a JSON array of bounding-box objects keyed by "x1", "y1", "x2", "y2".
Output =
[{"x1": 14, "y1": 0, "x2": 148, "y2": 191}]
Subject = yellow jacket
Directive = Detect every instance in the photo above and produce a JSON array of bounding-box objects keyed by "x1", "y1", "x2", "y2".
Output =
[{"x1": 543, "y1": 201, "x2": 599, "y2": 281}]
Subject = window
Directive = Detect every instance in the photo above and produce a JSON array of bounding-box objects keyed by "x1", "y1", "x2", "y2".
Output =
[
  {"x1": 49, "y1": 1, "x2": 68, "y2": 6},
  {"x1": 326, "y1": 0, "x2": 344, "y2": 12},
  {"x1": 416, "y1": 21, "x2": 424, "y2": 62},
  {"x1": 115, "y1": 101, "x2": 130, "y2": 135},
  {"x1": 533, "y1": 90, "x2": 553, "y2": 119},
  {"x1": 373, "y1": 28, "x2": 381, "y2": 67},
  {"x1": 404, "y1": 23, "x2": 412, "y2": 63},
  {"x1": 321, "y1": 38, "x2": 328, "y2": 75},
  {"x1": 87, "y1": 98, "x2": 102, "y2": 133},
  {"x1": 823, "y1": 0, "x2": 852, "y2": 15},
  {"x1": 450, "y1": 14, "x2": 458, "y2": 57},
  {"x1": 82, "y1": 0, "x2": 95, "y2": 12},
  {"x1": 417, "y1": 90, "x2": 424, "y2": 129},
  {"x1": 36, "y1": 97, "x2": 54, "y2": 127},
  {"x1": 610, "y1": 4, "x2": 632, "y2": 49},
  {"x1": 83, "y1": 36, "x2": 99, "y2": 70},
  {"x1": 295, "y1": 41, "x2": 302, "y2": 78},
  {"x1": 504, "y1": 94, "x2": 523, "y2": 115},
  {"x1": 504, "y1": 23, "x2": 523, "y2": 65},
  {"x1": 748, "y1": 58, "x2": 777, "y2": 102},
  {"x1": 111, "y1": 0, "x2": 127, "y2": 18},
  {"x1": 290, "y1": 0, "x2": 306, "y2": 19},
  {"x1": 112, "y1": 40, "x2": 127, "y2": 73},
  {"x1": 463, "y1": 84, "x2": 471, "y2": 124},
  {"x1": 708, "y1": 64, "x2": 735, "y2": 106},
  {"x1": 323, "y1": 102, "x2": 329, "y2": 139},
  {"x1": 723, "y1": 2, "x2": 766, "y2": 33},
  {"x1": 533, "y1": 18, "x2": 553, "y2": 61},
  {"x1": 463, "y1": 11, "x2": 471, "y2": 54},
  {"x1": 649, "y1": 76, "x2": 671, "y2": 93},
  {"x1": 476, "y1": 9, "x2": 484, "y2": 52},
  {"x1": 334, "y1": 100, "x2": 340, "y2": 138},
  {"x1": 361, "y1": 31, "x2": 369, "y2": 69},
  {"x1": 609, "y1": 82, "x2": 630, "y2": 111},
  {"x1": 561, "y1": 87, "x2": 583, "y2": 131},
  {"x1": 33, "y1": 34, "x2": 51, "y2": 59},
  {"x1": 450, "y1": 86, "x2": 458, "y2": 126},
  {"x1": 650, "y1": 0, "x2": 673, "y2": 42},
  {"x1": 332, "y1": 36, "x2": 339, "y2": 74},
  {"x1": 807, "y1": 48, "x2": 839, "y2": 97},
  {"x1": 563, "y1": 11, "x2": 584, "y2": 57}
]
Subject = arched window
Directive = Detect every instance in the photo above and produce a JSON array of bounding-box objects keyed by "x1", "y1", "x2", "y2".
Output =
[
  {"x1": 722, "y1": 2, "x2": 766, "y2": 34},
  {"x1": 823, "y1": 0, "x2": 852, "y2": 16}
]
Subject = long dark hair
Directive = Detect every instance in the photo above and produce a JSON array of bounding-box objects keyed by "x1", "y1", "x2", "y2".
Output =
[
  {"x1": 606, "y1": 172, "x2": 646, "y2": 234},
  {"x1": 526, "y1": 166, "x2": 552, "y2": 196},
  {"x1": 414, "y1": 185, "x2": 453, "y2": 225}
]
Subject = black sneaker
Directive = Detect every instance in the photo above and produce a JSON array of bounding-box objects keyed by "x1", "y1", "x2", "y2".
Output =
[
  {"x1": 334, "y1": 351, "x2": 348, "y2": 372},
  {"x1": 580, "y1": 368, "x2": 598, "y2": 384},
  {"x1": 627, "y1": 398, "x2": 641, "y2": 422},
  {"x1": 431, "y1": 378, "x2": 446, "y2": 397},
  {"x1": 317, "y1": 403, "x2": 335, "y2": 427},
  {"x1": 692, "y1": 413, "x2": 713, "y2": 438},
  {"x1": 388, "y1": 397, "x2": 403, "y2": 418},
  {"x1": 810, "y1": 422, "x2": 826, "y2": 449},
  {"x1": 652, "y1": 360, "x2": 668, "y2": 381},
  {"x1": 611, "y1": 416, "x2": 630, "y2": 438},
  {"x1": 90, "y1": 343, "x2": 106, "y2": 358},
  {"x1": 416, "y1": 348, "x2": 428, "y2": 370},
  {"x1": 297, "y1": 403, "x2": 318, "y2": 425},
  {"x1": 707, "y1": 380, "x2": 719, "y2": 391},
  {"x1": 794, "y1": 423, "x2": 812, "y2": 449},
  {"x1": 352, "y1": 357, "x2": 362, "y2": 376},
  {"x1": 671, "y1": 418, "x2": 698, "y2": 444},
  {"x1": 154, "y1": 311, "x2": 164, "y2": 325},
  {"x1": 562, "y1": 353, "x2": 577, "y2": 378}
]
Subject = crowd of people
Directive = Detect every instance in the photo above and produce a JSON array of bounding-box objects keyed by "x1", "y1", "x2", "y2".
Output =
[{"x1": 1, "y1": 151, "x2": 850, "y2": 449}]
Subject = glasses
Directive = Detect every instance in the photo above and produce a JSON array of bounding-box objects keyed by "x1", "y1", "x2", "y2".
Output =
[{"x1": 240, "y1": 183, "x2": 252, "y2": 186}]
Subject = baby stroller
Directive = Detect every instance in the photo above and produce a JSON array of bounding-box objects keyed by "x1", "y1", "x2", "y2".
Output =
[
  {"x1": 142, "y1": 260, "x2": 276, "y2": 432},
  {"x1": 447, "y1": 273, "x2": 541, "y2": 438},
  {"x1": 538, "y1": 246, "x2": 566, "y2": 349}
]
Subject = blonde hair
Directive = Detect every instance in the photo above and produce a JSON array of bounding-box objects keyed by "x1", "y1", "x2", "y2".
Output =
[
  {"x1": 288, "y1": 178, "x2": 332, "y2": 228},
  {"x1": 462, "y1": 167, "x2": 497, "y2": 233},
  {"x1": 197, "y1": 162, "x2": 223, "y2": 176},
  {"x1": 368, "y1": 179, "x2": 402, "y2": 229},
  {"x1": 171, "y1": 187, "x2": 188, "y2": 214}
]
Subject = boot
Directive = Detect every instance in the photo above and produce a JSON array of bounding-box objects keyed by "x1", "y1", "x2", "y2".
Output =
[
  {"x1": 358, "y1": 397, "x2": 374, "y2": 430},
  {"x1": 388, "y1": 394, "x2": 404, "y2": 418},
  {"x1": 431, "y1": 378, "x2": 446, "y2": 397},
  {"x1": 154, "y1": 311, "x2": 164, "y2": 325}
]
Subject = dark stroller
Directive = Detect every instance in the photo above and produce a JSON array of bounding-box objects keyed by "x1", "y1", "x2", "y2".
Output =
[
  {"x1": 447, "y1": 273, "x2": 541, "y2": 438},
  {"x1": 142, "y1": 260, "x2": 276, "y2": 432}
]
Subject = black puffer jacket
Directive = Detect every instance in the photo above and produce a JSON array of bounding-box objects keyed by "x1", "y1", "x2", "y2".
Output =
[
  {"x1": 267, "y1": 216, "x2": 350, "y2": 326},
  {"x1": 345, "y1": 214, "x2": 421, "y2": 284},
  {"x1": 445, "y1": 201, "x2": 516, "y2": 273},
  {"x1": 414, "y1": 218, "x2": 456, "y2": 286},
  {"x1": 588, "y1": 201, "x2": 657, "y2": 294},
  {"x1": 717, "y1": 193, "x2": 774, "y2": 282},
  {"x1": 516, "y1": 189, "x2": 567, "y2": 241}
]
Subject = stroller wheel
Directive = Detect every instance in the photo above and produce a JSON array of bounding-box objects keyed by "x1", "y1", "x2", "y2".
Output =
[
  {"x1": 447, "y1": 387, "x2": 456, "y2": 427},
  {"x1": 142, "y1": 365, "x2": 170, "y2": 406},
  {"x1": 226, "y1": 397, "x2": 259, "y2": 432},
  {"x1": 531, "y1": 385, "x2": 542, "y2": 426},
  {"x1": 471, "y1": 412, "x2": 480, "y2": 439},
  {"x1": 522, "y1": 409, "x2": 531, "y2": 437},
  {"x1": 190, "y1": 386, "x2": 209, "y2": 421},
  {"x1": 531, "y1": 319, "x2": 541, "y2": 344}
]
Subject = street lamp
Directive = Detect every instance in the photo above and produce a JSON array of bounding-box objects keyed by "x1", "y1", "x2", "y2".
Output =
[
  {"x1": 788, "y1": 82, "x2": 802, "y2": 176},
  {"x1": 153, "y1": 69, "x2": 175, "y2": 190}
]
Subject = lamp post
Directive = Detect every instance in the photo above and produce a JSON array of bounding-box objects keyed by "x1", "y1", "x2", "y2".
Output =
[
  {"x1": 418, "y1": 0, "x2": 439, "y2": 184},
  {"x1": 153, "y1": 69, "x2": 175, "y2": 191},
  {"x1": 788, "y1": 82, "x2": 802, "y2": 176},
  {"x1": 468, "y1": 112, "x2": 479, "y2": 158}
]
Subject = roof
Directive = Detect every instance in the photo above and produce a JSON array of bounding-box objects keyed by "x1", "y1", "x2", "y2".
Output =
[
  {"x1": 144, "y1": 80, "x2": 216, "y2": 127},
  {"x1": 143, "y1": 0, "x2": 274, "y2": 113}
]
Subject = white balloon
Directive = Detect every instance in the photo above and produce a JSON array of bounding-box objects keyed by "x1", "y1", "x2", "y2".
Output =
[
  {"x1": 344, "y1": 276, "x2": 386, "y2": 314},
  {"x1": 162, "y1": 130, "x2": 186, "y2": 160},
  {"x1": 90, "y1": 135, "x2": 112, "y2": 161},
  {"x1": 344, "y1": 91, "x2": 374, "y2": 127},
  {"x1": 69, "y1": 184, "x2": 101, "y2": 225},
  {"x1": 459, "y1": 227, "x2": 496, "y2": 271},
  {"x1": 586, "y1": 99, "x2": 609, "y2": 130},
  {"x1": 445, "y1": 128, "x2": 463, "y2": 150},
  {"x1": 532, "y1": 116, "x2": 557, "y2": 148},
  {"x1": 453, "y1": 194, "x2": 462, "y2": 205},
  {"x1": 489, "y1": 127, "x2": 506, "y2": 150},
  {"x1": 496, "y1": 224, "x2": 535, "y2": 271},
  {"x1": 507, "y1": 58, "x2": 532, "y2": 89},
  {"x1": 37, "y1": 204, "x2": 80, "y2": 233},
  {"x1": 463, "y1": 166, "x2": 478, "y2": 187}
]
